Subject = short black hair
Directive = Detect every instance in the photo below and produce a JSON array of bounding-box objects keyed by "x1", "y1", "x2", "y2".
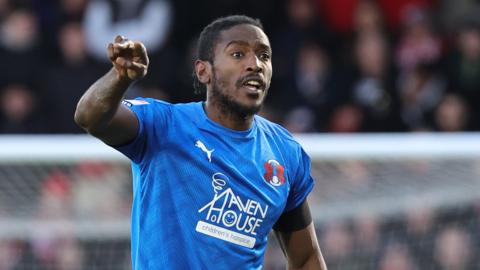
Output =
[{"x1": 193, "y1": 15, "x2": 264, "y2": 94}]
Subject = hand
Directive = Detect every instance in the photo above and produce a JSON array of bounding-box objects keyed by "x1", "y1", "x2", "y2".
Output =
[{"x1": 107, "y1": 35, "x2": 149, "y2": 82}]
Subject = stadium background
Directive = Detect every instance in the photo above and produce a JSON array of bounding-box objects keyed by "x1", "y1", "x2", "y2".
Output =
[{"x1": 1, "y1": 0, "x2": 480, "y2": 269}]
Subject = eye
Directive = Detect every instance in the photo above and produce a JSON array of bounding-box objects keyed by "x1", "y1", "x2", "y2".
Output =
[
  {"x1": 259, "y1": 52, "x2": 271, "y2": 61},
  {"x1": 231, "y1": 51, "x2": 244, "y2": 58}
]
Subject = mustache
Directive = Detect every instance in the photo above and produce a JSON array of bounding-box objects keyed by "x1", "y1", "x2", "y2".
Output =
[{"x1": 235, "y1": 75, "x2": 266, "y2": 89}]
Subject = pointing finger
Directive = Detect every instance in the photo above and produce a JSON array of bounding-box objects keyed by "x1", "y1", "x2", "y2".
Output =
[
  {"x1": 107, "y1": 43, "x2": 116, "y2": 61},
  {"x1": 114, "y1": 35, "x2": 125, "y2": 43}
]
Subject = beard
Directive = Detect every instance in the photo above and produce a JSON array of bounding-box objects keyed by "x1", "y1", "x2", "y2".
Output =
[{"x1": 210, "y1": 70, "x2": 265, "y2": 119}]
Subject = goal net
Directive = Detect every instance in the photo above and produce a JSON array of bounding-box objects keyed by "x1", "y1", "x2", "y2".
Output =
[{"x1": 1, "y1": 134, "x2": 480, "y2": 270}]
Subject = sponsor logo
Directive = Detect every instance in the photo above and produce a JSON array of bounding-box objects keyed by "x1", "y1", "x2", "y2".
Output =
[
  {"x1": 263, "y1": 160, "x2": 285, "y2": 187},
  {"x1": 196, "y1": 173, "x2": 269, "y2": 248},
  {"x1": 195, "y1": 140, "x2": 214, "y2": 162}
]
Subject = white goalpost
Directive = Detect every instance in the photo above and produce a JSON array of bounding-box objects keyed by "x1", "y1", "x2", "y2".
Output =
[{"x1": 295, "y1": 133, "x2": 480, "y2": 222}]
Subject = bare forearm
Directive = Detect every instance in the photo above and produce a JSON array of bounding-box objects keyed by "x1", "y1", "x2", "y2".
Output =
[
  {"x1": 275, "y1": 219, "x2": 327, "y2": 270},
  {"x1": 74, "y1": 68, "x2": 131, "y2": 133},
  {"x1": 288, "y1": 250, "x2": 327, "y2": 270}
]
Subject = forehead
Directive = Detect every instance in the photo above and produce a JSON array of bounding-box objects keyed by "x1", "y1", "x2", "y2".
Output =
[{"x1": 216, "y1": 24, "x2": 271, "y2": 50}]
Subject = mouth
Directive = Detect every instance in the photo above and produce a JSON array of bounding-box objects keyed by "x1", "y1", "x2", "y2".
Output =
[{"x1": 240, "y1": 76, "x2": 266, "y2": 94}]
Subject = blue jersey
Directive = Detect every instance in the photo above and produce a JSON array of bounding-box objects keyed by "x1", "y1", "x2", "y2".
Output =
[{"x1": 115, "y1": 98, "x2": 315, "y2": 270}]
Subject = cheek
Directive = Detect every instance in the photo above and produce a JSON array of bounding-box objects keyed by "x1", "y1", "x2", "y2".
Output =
[
  {"x1": 265, "y1": 63, "x2": 273, "y2": 77},
  {"x1": 214, "y1": 68, "x2": 237, "y2": 88},
  {"x1": 214, "y1": 72, "x2": 230, "y2": 89},
  {"x1": 265, "y1": 65, "x2": 273, "y2": 86}
]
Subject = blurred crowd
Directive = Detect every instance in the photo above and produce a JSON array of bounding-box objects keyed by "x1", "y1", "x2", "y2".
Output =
[
  {"x1": 0, "y1": 161, "x2": 133, "y2": 270},
  {"x1": 1, "y1": 158, "x2": 480, "y2": 269},
  {"x1": 1, "y1": 0, "x2": 480, "y2": 269},
  {"x1": 0, "y1": 0, "x2": 479, "y2": 134},
  {"x1": 266, "y1": 204, "x2": 480, "y2": 270},
  {"x1": 3, "y1": 170, "x2": 480, "y2": 270}
]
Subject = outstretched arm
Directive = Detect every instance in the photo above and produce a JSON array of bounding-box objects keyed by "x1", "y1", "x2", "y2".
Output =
[
  {"x1": 274, "y1": 201, "x2": 327, "y2": 270},
  {"x1": 74, "y1": 35, "x2": 149, "y2": 145}
]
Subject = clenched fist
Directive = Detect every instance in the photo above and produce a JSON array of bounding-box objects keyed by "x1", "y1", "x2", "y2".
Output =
[{"x1": 108, "y1": 35, "x2": 149, "y2": 81}]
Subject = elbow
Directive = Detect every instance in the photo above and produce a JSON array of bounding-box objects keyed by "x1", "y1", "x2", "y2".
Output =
[
  {"x1": 74, "y1": 104, "x2": 90, "y2": 132},
  {"x1": 74, "y1": 100, "x2": 111, "y2": 136},
  {"x1": 74, "y1": 109, "x2": 102, "y2": 135},
  {"x1": 74, "y1": 100, "x2": 99, "y2": 134}
]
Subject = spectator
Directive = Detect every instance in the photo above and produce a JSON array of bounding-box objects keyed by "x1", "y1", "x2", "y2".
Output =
[
  {"x1": 395, "y1": 6, "x2": 442, "y2": 73},
  {"x1": 352, "y1": 215, "x2": 381, "y2": 269},
  {"x1": 404, "y1": 207, "x2": 436, "y2": 269},
  {"x1": 0, "y1": 8, "x2": 43, "y2": 87},
  {"x1": 58, "y1": 0, "x2": 88, "y2": 22},
  {"x1": 378, "y1": 240, "x2": 419, "y2": 270},
  {"x1": 354, "y1": 0, "x2": 385, "y2": 35},
  {"x1": 433, "y1": 93, "x2": 470, "y2": 131},
  {"x1": 282, "y1": 106, "x2": 317, "y2": 133},
  {"x1": 279, "y1": 42, "x2": 338, "y2": 132},
  {"x1": 272, "y1": 0, "x2": 334, "y2": 108},
  {"x1": 433, "y1": 226, "x2": 475, "y2": 270},
  {"x1": 444, "y1": 17, "x2": 480, "y2": 128},
  {"x1": 328, "y1": 104, "x2": 364, "y2": 133},
  {"x1": 41, "y1": 22, "x2": 104, "y2": 133},
  {"x1": 53, "y1": 238, "x2": 84, "y2": 270},
  {"x1": 320, "y1": 221, "x2": 357, "y2": 270},
  {"x1": 398, "y1": 64, "x2": 446, "y2": 130},
  {"x1": 37, "y1": 170, "x2": 72, "y2": 219},
  {"x1": 0, "y1": 84, "x2": 43, "y2": 133},
  {"x1": 349, "y1": 31, "x2": 404, "y2": 131},
  {"x1": 31, "y1": 0, "x2": 88, "y2": 59},
  {"x1": 72, "y1": 161, "x2": 129, "y2": 218}
]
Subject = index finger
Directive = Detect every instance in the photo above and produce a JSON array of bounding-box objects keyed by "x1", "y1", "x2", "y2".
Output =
[
  {"x1": 114, "y1": 35, "x2": 126, "y2": 43},
  {"x1": 107, "y1": 43, "x2": 116, "y2": 61}
]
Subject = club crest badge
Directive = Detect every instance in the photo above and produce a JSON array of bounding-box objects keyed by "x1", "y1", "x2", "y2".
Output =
[{"x1": 263, "y1": 159, "x2": 285, "y2": 187}]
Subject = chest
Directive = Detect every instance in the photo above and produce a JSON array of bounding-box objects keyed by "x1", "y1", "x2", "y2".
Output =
[{"x1": 151, "y1": 125, "x2": 292, "y2": 239}]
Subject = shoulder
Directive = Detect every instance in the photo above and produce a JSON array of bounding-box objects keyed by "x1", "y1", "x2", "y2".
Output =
[
  {"x1": 122, "y1": 97, "x2": 171, "y2": 109},
  {"x1": 123, "y1": 98, "x2": 199, "y2": 114},
  {"x1": 255, "y1": 115, "x2": 301, "y2": 149},
  {"x1": 122, "y1": 98, "x2": 202, "y2": 127}
]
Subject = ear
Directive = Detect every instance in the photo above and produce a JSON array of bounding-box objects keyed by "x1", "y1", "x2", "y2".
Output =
[{"x1": 195, "y1": 60, "x2": 212, "y2": 85}]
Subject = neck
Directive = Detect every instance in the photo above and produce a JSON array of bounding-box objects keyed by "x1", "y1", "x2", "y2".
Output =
[{"x1": 203, "y1": 100, "x2": 254, "y2": 131}]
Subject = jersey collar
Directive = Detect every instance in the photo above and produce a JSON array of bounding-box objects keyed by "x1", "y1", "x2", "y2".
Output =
[{"x1": 194, "y1": 102, "x2": 257, "y2": 139}]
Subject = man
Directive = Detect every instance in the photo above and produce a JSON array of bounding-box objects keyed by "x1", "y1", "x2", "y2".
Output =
[{"x1": 75, "y1": 15, "x2": 327, "y2": 270}]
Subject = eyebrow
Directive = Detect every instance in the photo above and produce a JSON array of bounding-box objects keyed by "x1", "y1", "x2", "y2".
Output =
[{"x1": 225, "y1": 40, "x2": 272, "y2": 52}]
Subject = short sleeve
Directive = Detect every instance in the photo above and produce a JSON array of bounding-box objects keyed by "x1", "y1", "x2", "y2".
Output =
[
  {"x1": 113, "y1": 98, "x2": 170, "y2": 163},
  {"x1": 284, "y1": 146, "x2": 315, "y2": 212}
]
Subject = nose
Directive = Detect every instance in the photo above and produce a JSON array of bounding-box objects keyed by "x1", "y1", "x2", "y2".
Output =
[{"x1": 246, "y1": 54, "x2": 263, "y2": 73}]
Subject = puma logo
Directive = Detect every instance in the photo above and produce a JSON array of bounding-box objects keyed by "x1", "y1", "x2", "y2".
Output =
[{"x1": 195, "y1": 140, "x2": 214, "y2": 162}]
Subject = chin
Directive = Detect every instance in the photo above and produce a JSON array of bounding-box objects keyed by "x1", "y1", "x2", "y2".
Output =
[
  {"x1": 230, "y1": 100, "x2": 263, "y2": 118},
  {"x1": 242, "y1": 103, "x2": 263, "y2": 115},
  {"x1": 211, "y1": 83, "x2": 266, "y2": 117},
  {"x1": 241, "y1": 96, "x2": 264, "y2": 109}
]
